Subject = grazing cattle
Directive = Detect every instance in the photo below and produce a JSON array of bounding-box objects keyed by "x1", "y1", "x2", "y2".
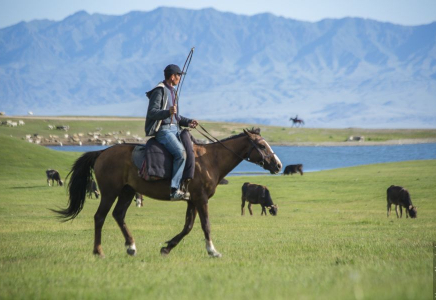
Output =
[
  {"x1": 46, "y1": 169, "x2": 63, "y2": 186},
  {"x1": 56, "y1": 125, "x2": 70, "y2": 131},
  {"x1": 87, "y1": 179, "x2": 100, "y2": 199},
  {"x1": 387, "y1": 185, "x2": 417, "y2": 218},
  {"x1": 347, "y1": 136, "x2": 365, "y2": 142},
  {"x1": 219, "y1": 178, "x2": 229, "y2": 185},
  {"x1": 134, "y1": 193, "x2": 143, "y2": 207},
  {"x1": 241, "y1": 182, "x2": 278, "y2": 216},
  {"x1": 283, "y1": 164, "x2": 303, "y2": 176}
]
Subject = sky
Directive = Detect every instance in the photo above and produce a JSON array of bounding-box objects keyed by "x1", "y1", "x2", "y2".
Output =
[{"x1": 1, "y1": 0, "x2": 436, "y2": 29}]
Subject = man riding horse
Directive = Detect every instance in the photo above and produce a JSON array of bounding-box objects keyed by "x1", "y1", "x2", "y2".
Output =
[{"x1": 145, "y1": 64, "x2": 198, "y2": 201}]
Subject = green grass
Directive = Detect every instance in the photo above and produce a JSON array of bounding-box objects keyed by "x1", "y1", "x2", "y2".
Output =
[
  {"x1": 1, "y1": 116, "x2": 435, "y2": 144},
  {"x1": 0, "y1": 134, "x2": 435, "y2": 299}
]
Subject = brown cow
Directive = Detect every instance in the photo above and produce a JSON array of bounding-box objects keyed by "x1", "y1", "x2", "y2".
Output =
[
  {"x1": 283, "y1": 164, "x2": 303, "y2": 175},
  {"x1": 241, "y1": 182, "x2": 277, "y2": 216},
  {"x1": 387, "y1": 185, "x2": 417, "y2": 218}
]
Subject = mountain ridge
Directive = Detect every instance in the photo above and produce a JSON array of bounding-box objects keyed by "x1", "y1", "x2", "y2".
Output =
[{"x1": 0, "y1": 7, "x2": 435, "y2": 128}]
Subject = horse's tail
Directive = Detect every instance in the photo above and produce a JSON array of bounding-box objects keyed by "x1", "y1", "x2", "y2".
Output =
[{"x1": 51, "y1": 151, "x2": 103, "y2": 222}]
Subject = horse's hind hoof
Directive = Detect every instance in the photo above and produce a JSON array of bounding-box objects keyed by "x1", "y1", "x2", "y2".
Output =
[
  {"x1": 125, "y1": 243, "x2": 137, "y2": 256},
  {"x1": 160, "y1": 247, "x2": 170, "y2": 256},
  {"x1": 93, "y1": 251, "x2": 105, "y2": 259},
  {"x1": 93, "y1": 247, "x2": 105, "y2": 258},
  {"x1": 127, "y1": 248, "x2": 136, "y2": 256},
  {"x1": 208, "y1": 251, "x2": 222, "y2": 258}
]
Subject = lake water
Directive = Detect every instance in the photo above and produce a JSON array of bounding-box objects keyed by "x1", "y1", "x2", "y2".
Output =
[{"x1": 47, "y1": 143, "x2": 436, "y2": 176}]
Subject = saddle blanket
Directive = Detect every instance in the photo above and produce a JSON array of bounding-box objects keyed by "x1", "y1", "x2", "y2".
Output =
[{"x1": 132, "y1": 129, "x2": 195, "y2": 181}]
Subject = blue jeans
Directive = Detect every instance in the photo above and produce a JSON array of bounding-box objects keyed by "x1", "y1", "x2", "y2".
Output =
[{"x1": 155, "y1": 124, "x2": 186, "y2": 190}]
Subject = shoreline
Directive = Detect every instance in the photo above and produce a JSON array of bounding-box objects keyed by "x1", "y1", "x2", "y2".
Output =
[
  {"x1": 272, "y1": 138, "x2": 436, "y2": 147},
  {"x1": 40, "y1": 138, "x2": 436, "y2": 147},
  {"x1": 2, "y1": 115, "x2": 435, "y2": 147}
]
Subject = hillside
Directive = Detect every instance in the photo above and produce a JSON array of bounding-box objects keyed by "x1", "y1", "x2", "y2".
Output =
[
  {"x1": 0, "y1": 8, "x2": 435, "y2": 128},
  {"x1": 1, "y1": 116, "x2": 436, "y2": 146},
  {"x1": 0, "y1": 133, "x2": 435, "y2": 298},
  {"x1": 0, "y1": 133, "x2": 79, "y2": 179}
]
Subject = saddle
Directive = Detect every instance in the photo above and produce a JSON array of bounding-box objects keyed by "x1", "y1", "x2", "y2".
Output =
[{"x1": 132, "y1": 129, "x2": 195, "y2": 181}]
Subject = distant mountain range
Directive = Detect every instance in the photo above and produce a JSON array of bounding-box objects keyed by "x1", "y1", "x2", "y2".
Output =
[{"x1": 1, "y1": 7, "x2": 435, "y2": 128}]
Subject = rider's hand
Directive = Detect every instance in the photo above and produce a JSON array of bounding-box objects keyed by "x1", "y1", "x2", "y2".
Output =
[
  {"x1": 169, "y1": 106, "x2": 177, "y2": 115},
  {"x1": 189, "y1": 120, "x2": 198, "y2": 128}
]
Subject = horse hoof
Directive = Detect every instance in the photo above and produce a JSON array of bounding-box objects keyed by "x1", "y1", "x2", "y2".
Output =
[
  {"x1": 127, "y1": 248, "x2": 136, "y2": 256},
  {"x1": 160, "y1": 247, "x2": 170, "y2": 256},
  {"x1": 208, "y1": 251, "x2": 222, "y2": 258},
  {"x1": 93, "y1": 251, "x2": 105, "y2": 258},
  {"x1": 126, "y1": 243, "x2": 137, "y2": 256},
  {"x1": 93, "y1": 247, "x2": 105, "y2": 258}
]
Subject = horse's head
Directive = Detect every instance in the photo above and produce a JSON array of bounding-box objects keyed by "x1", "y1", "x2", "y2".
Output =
[{"x1": 243, "y1": 128, "x2": 282, "y2": 174}]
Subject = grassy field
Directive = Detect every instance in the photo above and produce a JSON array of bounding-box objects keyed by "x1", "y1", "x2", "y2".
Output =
[
  {"x1": 1, "y1": 116, "x2": 436, "y2": 145},
  {"x1": 0, "y1": 133, "x2": 435, "y2": 299}
]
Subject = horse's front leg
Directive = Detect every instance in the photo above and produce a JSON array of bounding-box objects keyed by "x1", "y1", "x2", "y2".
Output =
[
  {"x1": 112, "y1": 186, "x2": 136, "y2": 256},
  {"x1": 161, "y1": 201, "x2": 197, "y2": 256},
  {"x1": 196, "y1": 201, "x2": 222, "y2": 258}
]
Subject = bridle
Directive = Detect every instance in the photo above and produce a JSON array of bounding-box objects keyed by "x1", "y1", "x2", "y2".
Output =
[
  {"x1": 195, "y1": 124, "x2": 275, "y2": 167},
  {"x1": 245, "y1": 137, "x2": 275, "y2": 167}
]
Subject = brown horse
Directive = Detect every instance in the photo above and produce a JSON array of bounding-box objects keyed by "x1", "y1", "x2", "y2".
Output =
[
  {"x1": 289, "y1": 117, "x2": 305, "y2": 127},
  {"x1": 53, "y1": 128, "x2": 282, "y2": 258}
]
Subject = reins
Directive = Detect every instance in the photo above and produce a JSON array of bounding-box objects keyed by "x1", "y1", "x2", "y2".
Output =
[{"x1": 194, "y1": 124, "x2": 271, "y2": 167}]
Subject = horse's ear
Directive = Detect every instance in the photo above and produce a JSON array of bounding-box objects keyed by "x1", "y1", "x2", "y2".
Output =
[{"x1": 243, "y1": 129, "x2": 254, "y2": 139}]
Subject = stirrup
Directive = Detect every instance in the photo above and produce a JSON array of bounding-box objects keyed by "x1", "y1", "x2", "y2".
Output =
[{"x1": 170, "y1": 190, "x2": 186, "y2": 201}]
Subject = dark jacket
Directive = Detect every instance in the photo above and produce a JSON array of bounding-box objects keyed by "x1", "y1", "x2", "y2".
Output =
[{"x1": 145, "y1": 82, "x2": 192, "y2": 136}]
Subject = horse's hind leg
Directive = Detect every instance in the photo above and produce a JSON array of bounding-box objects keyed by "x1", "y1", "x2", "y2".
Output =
[
  {"x1": 161, "y1": 201, "x2": 197, "y2": 256},
  {"x1": 112, "y1": 185, "x2": 136, "y2": 256},
  {"x1": 93, "y1": 194, "x2": 117, "y2": 258}
]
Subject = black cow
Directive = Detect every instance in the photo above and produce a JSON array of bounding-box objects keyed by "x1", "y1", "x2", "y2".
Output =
[
  {"x1": 46, "y1": 169, "x2": 63, "y2": 186},
  {"x1": 219, "y1": 178, "x2": 229, "y2": 185},
  {"x1": 283, "y1": 164, "x2": 303, "y2": 176},
  {"x1": 87, "y1": 179, "x2": 100, "y2": 199},
  {"x1": 387, "y1": 185, "x2": 417, "y2": 218},
  {"x1": 241, "y1": 182, "x2": 278, "y2": 216}
]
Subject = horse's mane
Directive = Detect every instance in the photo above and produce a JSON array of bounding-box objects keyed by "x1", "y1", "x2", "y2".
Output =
[{"x1": 193, "y1": 127, "x2": 261, "y2": 145}]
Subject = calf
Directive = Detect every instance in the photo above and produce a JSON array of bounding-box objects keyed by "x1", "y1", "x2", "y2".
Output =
[
  {"x1": 386, "y1": 185, "x2": 417, "y2": 218},
  {"x1": 219, "y1": 178, "x2": 229, "y2": 185},
  {"x1": 46, "y1": 169, "x2": 63, "y2": 186},
  {"x1": 134, "y1": 193, "x2": 143, "y2": 207},
  {"x1": 87, "y1": 179, "x2": 100, "y2": 199},
  {"x1": 241, "y1": 182, "x2": 278, "y2": 216},
  {"x1": 283, "y1": 164, "x2": 303, "y2": 175}
]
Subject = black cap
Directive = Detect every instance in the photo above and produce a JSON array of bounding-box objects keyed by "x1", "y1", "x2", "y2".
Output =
[{"x1": 164, "y1": 64, "x2": 185, "y2": 77}]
